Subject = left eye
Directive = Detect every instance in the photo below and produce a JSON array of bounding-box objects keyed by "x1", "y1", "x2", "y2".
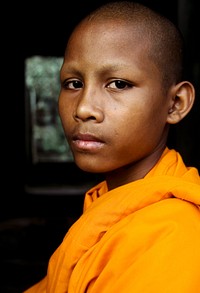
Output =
[{"x1": 107, "y1": 80, "x2": 132, "y2": 89}]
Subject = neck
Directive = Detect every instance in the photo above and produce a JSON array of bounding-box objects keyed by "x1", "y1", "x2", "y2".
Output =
[{"x1": 105, "y1": 145, "x2": 166, "y2": 191}]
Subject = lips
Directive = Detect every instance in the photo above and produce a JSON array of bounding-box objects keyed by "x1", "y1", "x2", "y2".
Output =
[{"x1": 72, "y1": 133, "x2": 104, "y2": 151}]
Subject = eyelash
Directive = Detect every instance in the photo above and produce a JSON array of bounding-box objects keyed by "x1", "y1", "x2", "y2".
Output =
[
  {"x1": 107, "y1": 80, "x2": 133, "y2": 89},
  {"x1": 62, "y1": 79, "x2": 133, "y2": 90}
]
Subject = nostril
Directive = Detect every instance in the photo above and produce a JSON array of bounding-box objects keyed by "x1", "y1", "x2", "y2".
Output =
[
  {"x1": 73, "y1": 104, "x2": 104, "y2": 122},
  {"x1": 74, "y1": 113, "x2": 97, "y2": 122}
]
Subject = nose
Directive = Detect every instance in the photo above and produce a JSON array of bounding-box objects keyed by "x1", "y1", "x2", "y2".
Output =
[{"x1": 74, "y1": 89, "x2": 104, "y2": 122}]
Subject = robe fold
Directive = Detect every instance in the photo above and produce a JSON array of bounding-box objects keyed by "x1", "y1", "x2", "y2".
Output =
[{"x1": 23, "y1": 147, "x2": 200, "y2": 293}]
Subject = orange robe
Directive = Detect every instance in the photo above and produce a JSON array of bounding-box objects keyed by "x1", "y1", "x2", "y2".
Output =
[{"x1": 24, "y1": 147, "x2": 200, "y2": 292}]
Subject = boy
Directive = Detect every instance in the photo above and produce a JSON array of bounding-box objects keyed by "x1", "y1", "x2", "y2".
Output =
[{"x1": 24, "y1": 1, "x2": 200, "y2": 292}]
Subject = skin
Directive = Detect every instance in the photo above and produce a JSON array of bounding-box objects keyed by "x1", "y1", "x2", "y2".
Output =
[{"x1": 58, "y1": 19, "x2": 195, "y2": 190}]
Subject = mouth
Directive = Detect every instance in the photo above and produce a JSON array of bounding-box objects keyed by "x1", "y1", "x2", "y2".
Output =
[{"x1": 72, "y1": 133, "x2": 104, "y2": 152}]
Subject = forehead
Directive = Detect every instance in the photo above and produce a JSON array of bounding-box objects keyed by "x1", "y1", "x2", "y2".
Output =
[
  {"x1": 66, "y1": 19, "x2": 153, "y2": 63},
  {"x1": 71, "y1": 19, "x2": 149, "y2": 44}
]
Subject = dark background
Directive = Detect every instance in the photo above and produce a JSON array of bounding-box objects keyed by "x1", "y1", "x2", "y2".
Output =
[{"x1": 1, "y1": 0, "x2": 200, "y2": 292}]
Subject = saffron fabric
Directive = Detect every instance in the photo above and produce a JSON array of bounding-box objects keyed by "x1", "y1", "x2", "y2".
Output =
[{"x1": 24, "y1": 147, "x2": 200, "y2": 292}]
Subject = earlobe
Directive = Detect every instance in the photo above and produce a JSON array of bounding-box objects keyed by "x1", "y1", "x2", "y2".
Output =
[{"x1": 166, "y1": 81, "x2": 195, "y2": 124}]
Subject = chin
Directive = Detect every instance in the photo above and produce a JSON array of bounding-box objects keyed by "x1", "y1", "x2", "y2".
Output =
[{"x1": 75, "y1": 161, "x2": 105, "y2": 174}]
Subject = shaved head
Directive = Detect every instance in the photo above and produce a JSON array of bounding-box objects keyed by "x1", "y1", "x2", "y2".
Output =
[{"x1": 71, "y1": 1, "x2": 184, "y2": 89}]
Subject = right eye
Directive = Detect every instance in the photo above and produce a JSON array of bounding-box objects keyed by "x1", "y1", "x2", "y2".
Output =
[{"x1": 63, "y1": 79, "x2": 83, "y2": 89}]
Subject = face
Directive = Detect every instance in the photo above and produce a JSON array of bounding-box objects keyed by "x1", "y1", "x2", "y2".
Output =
[{"x1": 58, "y1": 20, "x2": 172, "y2": 177}]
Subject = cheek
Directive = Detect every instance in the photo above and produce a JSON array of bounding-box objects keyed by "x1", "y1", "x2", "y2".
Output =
[
  {"x1": 58, "y1": 96, "x2": 64, "y2": 117},
  {"x1": 118, "y1": 108, "x2": 164, "y2": 150},
  {"x1": 58, "y1": 98, "x2": 73, "y2": 131}
]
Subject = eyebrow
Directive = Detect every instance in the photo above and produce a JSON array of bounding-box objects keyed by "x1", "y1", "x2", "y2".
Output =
[{"x1": 61, "y1": 62, "x2": 134, "y2": 75}]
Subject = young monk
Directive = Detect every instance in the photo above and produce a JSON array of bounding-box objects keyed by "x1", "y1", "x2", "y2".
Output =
[{"x1": 24, "y1": 1, "x2": 200, "y2": 292}]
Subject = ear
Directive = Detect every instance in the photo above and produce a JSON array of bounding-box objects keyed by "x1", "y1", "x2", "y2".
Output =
[{"x1": 166, "y1": 81, "x2": 195, "y2": 124}]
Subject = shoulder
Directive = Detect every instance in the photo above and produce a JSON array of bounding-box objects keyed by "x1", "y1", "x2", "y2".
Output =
[
  {"x1": 134, "y1": 198, "x2": 200, "y2": 233},
  {"x1": 149, "y1": 197, "x2": 200, "y2": 224},
  {"x1": 110, "y1": 198, "x2": 200, "y2": 246}
]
